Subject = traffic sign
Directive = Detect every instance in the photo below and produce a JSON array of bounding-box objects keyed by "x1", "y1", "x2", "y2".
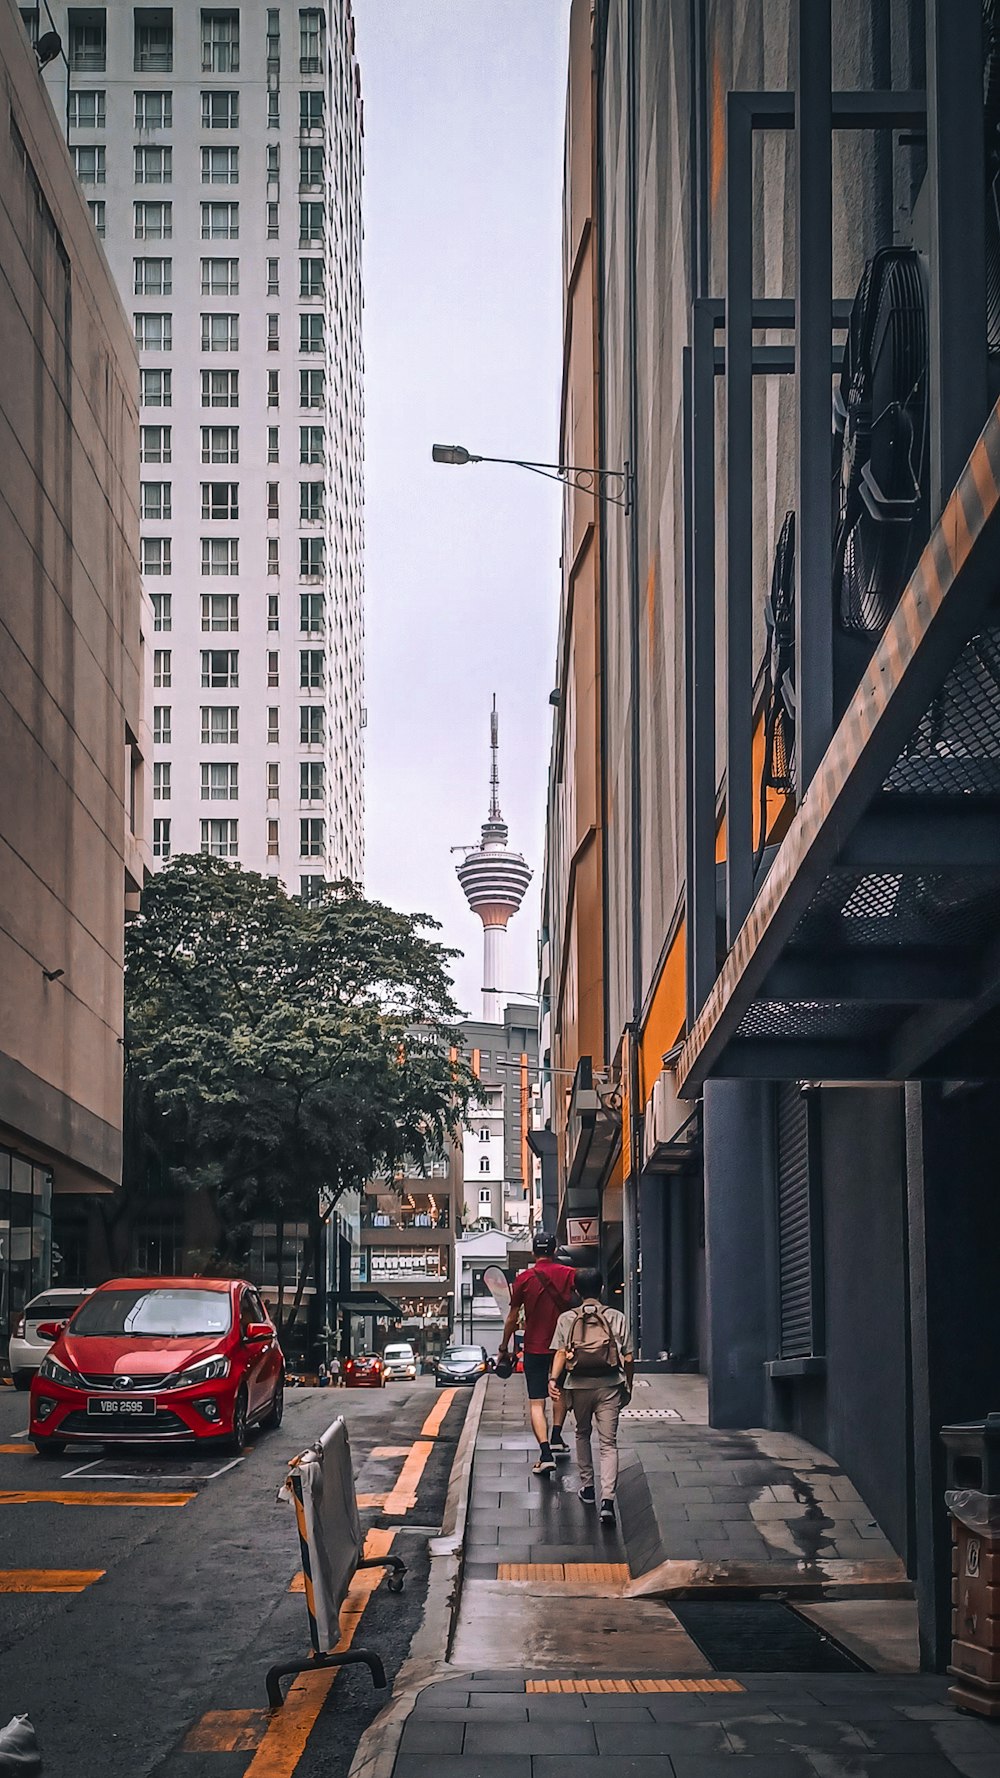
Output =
[{"x1": 566, "y1": 1216, "x2": 598, "y2": 1246}]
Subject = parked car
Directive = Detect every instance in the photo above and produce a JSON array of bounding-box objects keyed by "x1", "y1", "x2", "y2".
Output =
[
  {"x1": 343, "y1": 1352, "x2": 384, "y2": 1389},
  {"x1": 435, "y1": 1344, "x2": 489, "y2": 1387},
  {"x1": 28, "y1": 1276, "x2": 284, "y2": 1456},
  {"x1": 381, "y1": 1341, "x2": 418, "y2": 1382},
  {"x1": 9, "y1": 1288, "x2": 93, "y2": 1391}
]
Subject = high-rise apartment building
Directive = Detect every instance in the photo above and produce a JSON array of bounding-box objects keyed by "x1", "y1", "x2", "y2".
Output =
[{"x1": 36, "y1": 1, "x2": 365, "y2": 889}]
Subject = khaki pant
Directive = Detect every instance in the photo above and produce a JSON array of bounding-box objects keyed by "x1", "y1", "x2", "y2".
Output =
[{"x1": 569, "y1": 1381, "x2": 624, "y2": 1498}]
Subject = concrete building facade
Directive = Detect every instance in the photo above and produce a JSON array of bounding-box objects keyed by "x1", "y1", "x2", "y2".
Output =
[
  {"x1": 37, "y1": 0, "x2": 365, "y2": 893},
  {"x1": 460, "y1": 1004, "x2": 539, "y2": 1234},
  {"x1": 1, "y1": 0, "x2": 148, "y2": 1354}
]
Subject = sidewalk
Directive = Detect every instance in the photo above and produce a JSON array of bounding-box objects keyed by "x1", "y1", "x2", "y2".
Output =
[{"x1": 368, "y1": 1373, "x2": 1000, "y2": 1778}]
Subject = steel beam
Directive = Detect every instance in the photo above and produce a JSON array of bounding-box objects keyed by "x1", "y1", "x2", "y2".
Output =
[
  {"x1": 841, "y1": 800, "x2": 1000, "y2": 871},
  {"x1": 690, "y1": 303, "x2": 718, "y2": 1012},
  {"x1": 720, "y1": 1041, "x2": 886, "y2": 1080},
  {"x1": 889, "y1": 928, "x2": 1000, "y2": 1078},
  {"x1": 760, "y1": 953, "x2": 977, "y2": 1005},
  {"x1": 713, "y1": 344, "x2": 845, "y2": 375},
  {"x1": 725, "y1": 92, "x2": 754, "y2": 943}
]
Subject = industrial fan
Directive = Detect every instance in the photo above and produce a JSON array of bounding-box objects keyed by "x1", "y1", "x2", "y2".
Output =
[
  {"x1": 755, "y1": 509, "x2": 796, "y2": 874},
  {"x1": 832, "y1": 246, "x2": 928, "y2": 636}
]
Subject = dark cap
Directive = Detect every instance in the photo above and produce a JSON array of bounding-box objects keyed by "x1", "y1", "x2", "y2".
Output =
[{"x1": 532, "y1": 1230, "x2": 557, "y2": 1256}]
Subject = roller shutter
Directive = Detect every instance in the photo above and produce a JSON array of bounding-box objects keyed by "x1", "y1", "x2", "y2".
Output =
[{"x1": 775, "y1": 1083, "x2": 823, "y2": 1359}]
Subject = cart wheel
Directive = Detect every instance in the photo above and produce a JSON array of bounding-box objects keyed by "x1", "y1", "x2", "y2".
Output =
[{"x1": 387, "y1": 1575, "x2": 404, "y2": 1594}]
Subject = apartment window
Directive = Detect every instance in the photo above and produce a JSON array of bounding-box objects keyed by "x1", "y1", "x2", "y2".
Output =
[
  {"x1": 201, "y1": 538, "x2": 238, "y2": 576},
  {"x1": 134, "y1": 257, "x2": 171, "y2": 296},
  {"x1": 202, "y1": 312, "x2": 238, "y2": 353},
  {"x1": 267, "y1": 819, "x2": 280, "y2": 858},
  {"x1": 201, "y1": 705, "x2": 238, "y2": 745},
  {"x1": 201, "y1": 762, "x2": 238, "y2": 801},
  {"x1": 152, "y1": 705, "x2": 171, "y2": 745},
  {"x1": 267, "y1": 313, "x2": 279, "y2": 351},
  {"x1": 299, "y1": 650, "x2": 323, "y2": 690},
  {"x1": 135, "y1": 200, "x2": 171, "y2": 240},
  {"x1": 201, "y1": 819, "x2": 238, "y2": 859},
  {"x1": 72, "y1": 145, "x2": 105, "y2": 186},
  {"x1": 299, "y1": 202, "x2": 323, "y2": 244},
  {"x1": 299, "y1": 258, "x2": 323, "y2": 300},
  {"x1": 300, "y1": 761, "x2": 324, "y2": 802},
  {"x1": 201, "y1": 202, "x2": 238, "y2": 240},
  {"x1": 266, "y1": 9, "x2": 280, "y2": 61},
  {"x1": 202, "y1": 369, "x2": 238, "y2": 408},
  {"x1": 479, "y1": 1157, "x2": 491, "y2": 1175},
  {"x1": 153, "y1": 648, "x2": 172, "y2": 688},
  {"x1": 267, "y1": 482, "x2": 279, "y2": 521},
  {"x1": 69, "y1": 89, "x2": 106, "y2": 129},
  {"x1": 201, "y1": 426, "x2": 238, "y2": 463},
  {"x1": 201, "y1": 593, "x2": 239, "y2": 632},
  {"x1": 153, "y1": 761, "x2": 171, "y2": 801},
  {"x1": 299, "y1": 8, "x2": 323, "y2": 73},
  {"x1": 300, "y1": 426, "x2": 324, "y2": 464},
  {"x1": 479, "y1": 1129, "x2": 490, "y2": 1142},
  {"x1": 267, "y1": 537, "x2": 280, "y2": 576},
  {"x1": 300, "y1": 706, "x2": 323, "y2": 746},
  {"x1": 300, "y1": 876, "x2": 325, "y2": 904},
  {"x1": 266, "y1": 201, "x2": 279, "y2": 240},
  {"x1": 266, "y1": 145, "x2": 280, "y2": 185},
  {"x1": 299, "y1": 592, "x2": 324, "y2": 633},
  {"x1": 202, "y1": 10, "x2": 239, "y2": 73},
  {"x1": 266, "y1": 258, "x2": 279, "y2": 296},
  {"x1": 135, "y1": 90, "x2": 171, "y2": 129},
  {"x1": 201, "y1": 650, "x2": 238, "y2": 688},
  {"x1": 19, "y1": 9, "x2": 39, "y2": 48},
  {"x1": 201, "y1": 90, "x2": 238, "y2": 128},
  {"x1": 299, "y1": 485, "x2": 324, "y2": 527},
  {"x1": 141, "y1": 537, "x2": 171, "y2": 576},
  {"x1": 151, "y1": 592, "x2": 172, "y2": 632},
  {"x1": 267, "y1": 370, "x2": 279, "y2": 408},
  {"x1": 135, "y1": 146, "x2": 172, "y2": 184},
  {"x1": 141, "y1": 425, "x2": 171, "y2": 463},
  {"x1": 201, "y1": 481, "x2": 238, "y2": 520},
  {"x1": 141, "y1": 481, "x2": 171, "y2": 520},
  {"x1": 152, "y1": 817, "x2": 171, "y2": 860},
  {"x1": 267, "y1": 761, "x2": 280, "y2": 799},
  {"x1": 68, "y1": 12, "x2": 106, "y2": 72},
  {"x1": 134, "y1": 10, "x2": 172, "y2": 71},
  {"x1": 300, "y1": 370, "x2": 325, "y2": 410},
  {"x1": 300, "y1": 90, "x2": 324, "y2": 130},
  {"x1": 201, "y1": 257, "x2": 238, "y2": 295},
  {"x1": 300, "y1": 818, "x2": 325, "y2": 857},
  {"x1": 479, "y1": 1182, "x2": 492, "y2": 1200},
  {"x1": 267, "y1": 426, "x2": 279, "y2": 463},
  {"x1": 267, "y1": 592, "x2": 279, "y2": 630},
  {"x1": 299, "y1": 146, "x2": 324, "y2": 188},
  {"x1": 267, "y1": 709, "x2": 279, "y2": 745},
  {"x1": 202, "y1": 146, "x2": 239, "y2": 185},
  {"x1": 135, "y1": 313, "x2": 171, "y2": 353},
  {"x1": 299, "y1": 314, "x2": 324, "y2": 354},
  {"x1": 267, "y1": 88, "x2": 280, "y2": 128},
  {"x1": 267, "y1": 651, "x2": 280, "y2": 688},
  {"x1": 141, "y1": 368, "x2": 171, "y2": 407},
  {"x1": 88, "y1": 200, "x2": 106, "y2": 238},
  {"x1": 300, "y1": 537, "x2": 324, "y2": 579}
]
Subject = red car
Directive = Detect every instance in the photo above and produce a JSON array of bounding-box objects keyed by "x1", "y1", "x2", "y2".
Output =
[
  {"x1": 342, "y1": 1353, "x2": 384, "y2": 1389},
  {"x1": 28, "y1": 1277, "x2": 284, "y2": 1456}
]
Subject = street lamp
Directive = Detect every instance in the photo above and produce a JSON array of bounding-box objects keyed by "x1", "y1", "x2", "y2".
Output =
[{"x1": 432, "y1": 443, "x2": 633, "y2": 514}]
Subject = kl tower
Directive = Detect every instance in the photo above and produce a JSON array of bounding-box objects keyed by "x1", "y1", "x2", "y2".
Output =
[{"x1": 457, "y1": 698, "x2": 532, "y2": 1021}]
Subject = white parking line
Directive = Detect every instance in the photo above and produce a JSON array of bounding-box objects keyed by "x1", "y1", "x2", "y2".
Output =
[{"x1": 61, "y1": 1456, "x2": 244, "y2": 1482}]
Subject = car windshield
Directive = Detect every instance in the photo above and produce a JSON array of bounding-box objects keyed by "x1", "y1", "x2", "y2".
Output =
[
  {"x1": 443, "y1": 1347, "x2": 483, "y2": 1361},
  {"x1": 384, "y1": 1346, "x2": 412, "y2": 1359},
  {"x1": 26, "y1": 1294, "x2": 85, "y2": 1318},
  {"x1": 69, "y1": 1288, "x2": 232, "y2": 1338}
]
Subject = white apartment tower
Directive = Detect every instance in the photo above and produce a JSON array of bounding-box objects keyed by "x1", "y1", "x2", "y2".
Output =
[{"x1": 35, "y1": 1, "x2": 365, "y2": 891}]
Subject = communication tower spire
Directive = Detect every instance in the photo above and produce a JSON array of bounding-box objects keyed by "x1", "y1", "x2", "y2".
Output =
[{"x1": 456, "y1": 697, "x2": 532, "y2": 1021}]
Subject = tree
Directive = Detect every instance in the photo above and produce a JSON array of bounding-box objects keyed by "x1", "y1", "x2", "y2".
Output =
[{"x1": 125, "y1": 856, "x2": 475, "y2": 1334}]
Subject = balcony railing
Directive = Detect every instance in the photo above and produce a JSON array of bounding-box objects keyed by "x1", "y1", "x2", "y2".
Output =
[{"x1": 362, "y1": 1210, "x2": 450, "y2": 1231}]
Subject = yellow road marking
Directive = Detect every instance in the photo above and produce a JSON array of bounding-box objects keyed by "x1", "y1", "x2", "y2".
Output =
[
  {"x1": 0, "y1": 1489, "x2": 194, "y2": 1507},
  {"x1": 0, "y1": 1569, "x2": 104, "y2": 1592},
  {"x1": 184, "y1": 1710, "x2": 269, "y2": 1753},
  {"x1": 382, "y1": 1440, "x2": 432, "y2": 1514},
  {"x1": 356, "y1": 1493, "x2": 386, "y2": 1510},
  {"x1": 420, "y1": 1389, "x2": 456, "y2": 1438},
  {"x1": 526, "y1": 1677, "x2": 746, "y2": 1694},
  {"x1": 0, "y1": 1445, "x2": 32, "y2": 1454},
  {"x1": 497, "y1": 1562, "x2": 631, "y2": 1583},
  {"x1": 370, "y1": 1446, "x2": 412, "y2": 1459}
]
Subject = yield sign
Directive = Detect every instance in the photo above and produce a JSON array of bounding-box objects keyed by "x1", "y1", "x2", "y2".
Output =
[{"x1": 566, "y1": 1216, "x2": 598, "y2": 1246}]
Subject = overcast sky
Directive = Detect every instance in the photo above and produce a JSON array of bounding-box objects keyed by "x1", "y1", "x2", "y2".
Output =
[{"x1": 355, "y1": 0, "x2": 570, "y2": 1019}]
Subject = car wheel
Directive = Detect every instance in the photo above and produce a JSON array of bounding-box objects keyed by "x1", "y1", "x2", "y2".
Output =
[
  {"x1": 261, "y1": 1375, "x2": 284, "y2": 1430},
  {"x1": 225, "y1": 1387, "x2": 248, "y2": 1454},
  {"x1": 12, "y1": 1373, "x2": 32, "y2": 1393},
  {"x1": 32, "y1": 1438, "x2": 66, "y2": 1457}
]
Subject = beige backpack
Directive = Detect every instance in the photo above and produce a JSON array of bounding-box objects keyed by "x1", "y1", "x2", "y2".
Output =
[{"x1": 565, "y1": 1302, "x2": 620, "y2": 1376}]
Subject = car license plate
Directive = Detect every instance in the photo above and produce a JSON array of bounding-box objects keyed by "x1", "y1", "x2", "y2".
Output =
[{"x1": 87, "y1": 1397, "x2": 155, "y2": 1417}]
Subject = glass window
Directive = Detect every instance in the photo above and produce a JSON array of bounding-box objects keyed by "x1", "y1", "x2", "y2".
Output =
[
  {"x1": 267, "y1": 537, "x2": 279, "y2": 575},
  {"x1": 300, "y1": 313, "x2": 324, "y2": 354},
  {"x1": 299, "y1": 201, "x2": 323, "y2": 244},
  {"x1": 267, "y1": 761, "x2": 280, "y2": 798},
  {"x1": 299, "y1": 818, "x2": 325, "y2": 856},
  {"x1": 141, "y1": 368, "x2": 171, "y2": 407},
  {"x1": 300, "y1": 426, "x2": 324, "y2": 464},
  {"x1": 134, "y1": 312, "x2": 171, "y2": 352},
  {"x1": 201, "y1": 146, "x2": 239, "y2": 185},
  {"x1": 72, "y1": 145, "x2": 105, "y2": 186},
  {"x1": 267, "y1": 651, "x2": 279, "y2": 687},
  {"x1": 300, "y1": 482, "x2": 324, "y2": 522},
  {"x1": 151, "y1": 592, "x2": 172, "y2": 632},
  {"x1": 135, "y1": 90, "x2": 171, "y2": 129},
  {"x1": 299, "y1": 760, "x2": 324, "y2": 801},
  {"x1": 135, "y1": 200, "x2": 172, "y2": 240},
  {"x1": 266, "y1": 8, "x2": 280, "y2": 59},
  {"x1": 267, "y1": 370, "x2": 279, "y2": 408},
  {"x1": 141, "y1": 481, "x2": 171, "y2": 520},
  {"x1": 201, "y1": 706, "x2": 238, "y2": 745},
  {"x1": 153, "y1": 760, "x2": 170, "y2": 800},
  {"x1": 267, "y1": 819, "x2": 280, "y2": 857},
  {"x1": 267, "y1": 708, "x2": 279, "y2": 744},
  {"x1": 141, "y1": 424, "x2": 171, "y2": 463},
  {"x1": 299, "y1": 258, "x2": 323, "y2": 299},
  {"x1": 202, "y1": 369, "x2": 238, "y2": 408},
  {"x1": 141, "y1": 537, "x2": 171, "y2": 576},
  {"x1": 266, "y1": 201, "x2": 279, "y2": 240},
  {"x1": 74, "y1": 1286, "x2": 231, "y2": 1335},
  {"x1": 200, "y1": 257, "x2": 239, "y2": 295},
  {"x1": 87, "y1": 199, "x2": 106, "y2": 238},
  {"x1": 299, "y1": 650, "x2": 323, "y2": 689},
  {"x1": 152, "y1": 817, "x2": 171, "y2": 859},
  {"x1": 300, "y1": 90, "x2": 324, "y2": 130},
  {"x1": 201, "y1": 312, "x2": 238, "y2": 352},
  {"x1": 201, "y1": 90, "x2": 238, "y2": 128},
  {"x1": 201, "y1": 538, "x2": 239, "y2": 576},
  {"x1": 266, "y1": 144, "x2": 280, "y2": 181},
  {"x1": 201, "y1": 481, "x2": 238, "y2": 520},
  {"x1": 69, "y1": 89, "x2": 106, "y2": 128},
  {"x1": 299, "y1": 876, "x2": 325, "y2": 904},
  {"x1": 201, "y1": 818, "x2": 239, "y2": 859},
  {"x1": 134, "y1": 11, "x2": 172, "y2": 71},
  {"x1": 135, "y1": 145, "x2": 172, "y2": 184},
  {"x1": 152, "y1": 704, "x2": 171, "y2": 744},
  {"x1": 299, "y1": 370, "x2": 325, "y2": 410},
  {"x1": 299, "y1": 592, "x2": 324, "y2": 633},
  {"x1": 299, "y1": 8, "x2": 323, "y2": 73},
  {"x1": 134, "y1": 257, "x2": 172, "y2": 296},
  {"x1": 267, "y1": 258, "x2": 279, "y2": 295},
  {"x1": 300, "y1": 706, "x2": 323, "y2": 745},
  {"x1": 300, "y1": 537, "x2": 324, "y2": 578},
  {"x1": 68, "y1": 13, "x2": 106, "y2": 72},
  {"x1": 299, "y1": 145, "x2": 324, "y2": 187},
  {"x1": 267, "y1": 425, "x2": 279, "y2": 462},
  {"x1": 201, "y1": 425, "x2": 238, "y2": 463},
  {"x1": 201, "y1": 202, "x2": 238, "y2": 240},
  {"x1": 200, "y1": 649, "x2": 238, "y2": 687},
  {"x1": 200, "y1": 592, "x2": 239, "y2": 631},
  {"x1": 267, "y1": 591, "x2": 279, "y2": 627},
  {"x1": 19, "y1": 10, "x2": 40, "y2": 48},
  {"x1": 201, "y1": 10, "x2": 239, "y2": 73},
  {"x1": 267, "y1": 87, "x2": 280, "y2": 128},
  {"x1": 267, "y1": 313, "x2": 280, "y2": 351},
  {"x1": 201, "y1": 761, "x2": 238, "y2": 800}
]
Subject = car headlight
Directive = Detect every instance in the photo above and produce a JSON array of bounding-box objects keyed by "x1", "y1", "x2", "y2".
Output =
[
  {"x1": 38, "y1": 1355, "x2": 80, "y2": 1387},
  {"x1": 164, "y1": 1355, "x2": 230, "y2": 1389}
]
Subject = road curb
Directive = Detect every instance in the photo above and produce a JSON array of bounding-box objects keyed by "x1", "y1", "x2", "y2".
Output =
[{"x1": 347, "y1": 1375, "x2": 489, "y2": 1778}]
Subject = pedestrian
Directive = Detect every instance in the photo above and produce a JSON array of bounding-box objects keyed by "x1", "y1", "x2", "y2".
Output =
[
  {"x1": 497, "y1": 1231, "x2": 576, "y2": 1474},
  {"x1": 548, "y1": 1268, "x2": 633, "y2": 1524}
]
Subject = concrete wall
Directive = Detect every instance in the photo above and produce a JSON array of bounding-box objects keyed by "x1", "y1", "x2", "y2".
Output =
[{"x1": 0, "y1": 0, "x2": 146, "y2": 1193}]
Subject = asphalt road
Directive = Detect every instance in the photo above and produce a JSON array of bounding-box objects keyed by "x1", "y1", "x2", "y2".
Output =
[{"x1": 0, "y1": 1374, "x2": 470, "y2": 1778}]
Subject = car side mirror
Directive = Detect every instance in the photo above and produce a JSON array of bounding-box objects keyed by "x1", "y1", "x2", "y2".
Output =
[
  {"x1": 36, "y1": 1321, "x2": 64, "y2": 1341},
  {"x1": 244, "y1": 1322, "x2": 272, "y2": 1343}
]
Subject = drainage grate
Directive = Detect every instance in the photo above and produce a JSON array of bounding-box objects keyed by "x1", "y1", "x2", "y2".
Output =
[{"x1": 669, "y1": 1601, "x2": 868, "y2": 1673}]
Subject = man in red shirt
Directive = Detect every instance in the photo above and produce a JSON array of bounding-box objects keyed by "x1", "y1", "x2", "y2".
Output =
[{"x1": 498, "y1": 1232, "x2": 576, "y2": 1473}]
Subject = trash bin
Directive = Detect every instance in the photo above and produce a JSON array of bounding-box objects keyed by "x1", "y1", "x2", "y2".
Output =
[{"x1": 942, "y1": 1413, "x2": 1000, "y2": 1719}]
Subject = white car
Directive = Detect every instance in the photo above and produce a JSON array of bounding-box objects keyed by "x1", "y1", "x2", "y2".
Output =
[
  {"x1": 381, "y1": 1341, "x2": 418, "y2": 1381},
  {"x1": 9, "y1": 1287, "x2": 93, "y2": 1390}
]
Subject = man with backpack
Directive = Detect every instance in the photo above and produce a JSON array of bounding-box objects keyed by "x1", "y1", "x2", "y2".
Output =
[
  {"x1": 548, "y1": 1268, "x2": 633, "y2": 1524},
  {"x1": 497, "y1": 1231, "x2": 576, "y2": 1474}
]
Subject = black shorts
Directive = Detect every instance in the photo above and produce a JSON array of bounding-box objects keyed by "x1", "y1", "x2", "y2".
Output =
[{"x1": 522, "y1": 1352, "x2": 552, "y2": 1400}]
